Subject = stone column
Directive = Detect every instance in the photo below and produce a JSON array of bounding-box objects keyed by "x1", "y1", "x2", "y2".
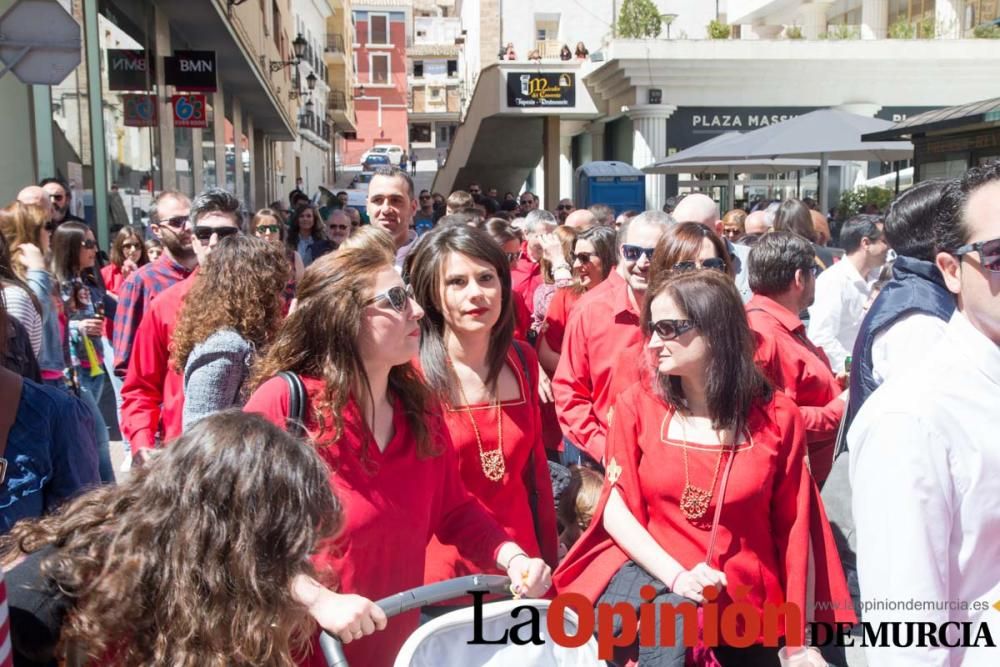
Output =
[
  {"x1": 213, "y1": 85, "x2": 226, "y2": 192},
  {"x1": 542, "y1": 116, "x2": 561, "y2": 211},
  {"x1": 627, "y1": 104, "x2": 676, "y2": 212},
  {"x1": 154, "y1": 6, "x2": 175, "y2": 191},
  {"x1": 192, "y1": 128, "x2": 204, "y2": 193},
  {"x1": 559, "y1": 135, "x2": 573, "y2": 200},
  {"x1": 586, "y1": 122, "x2": 605, "y2": 162},
  {"x1": 861, "y1": 0, "x2": 889, "y2": 39},
  {"x1": 233, "y1": 96, "x2": 244, "y2": 200},
  {"x1": 798, "y1": 1, "x2": 834, "y2": 39},
  {"x1": 246, "y1": 115, "x2": 256, "y2": 209}
]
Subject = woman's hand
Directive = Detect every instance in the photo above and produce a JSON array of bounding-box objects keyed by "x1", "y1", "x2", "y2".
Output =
[
  {"x1": 16, "y1": 243, "x2": 46, "y2": 271},
  {"x1": 671, "y1": 563, "x2": 727, "y2": 604},
  {"x1": 505, "y1": 554, "x2": 552, "y2": 599},
  {"x1": 309, "y1": 589, "x2": 388, "y2": 644},
  {"x1": 537, "y1": 363, "x2": 554, "y2": 403},
  {"x1": 122, "y1": 258, "x2": 139, "y2": 277},
  {"x1": 79, "y1": 318, "x2": 104, "y2": 337},
  {"x1": 539, "y1": 233, "x2": 567, "y2": 265}
]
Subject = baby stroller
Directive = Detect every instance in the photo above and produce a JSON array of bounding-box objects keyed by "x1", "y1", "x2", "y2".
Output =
[{"x1": 320, "y1": 575, "x2": 603, "y2": 666}]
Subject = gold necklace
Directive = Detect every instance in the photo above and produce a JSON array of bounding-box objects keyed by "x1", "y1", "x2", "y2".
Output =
[
  {"x1": 674, "y1": 413, "x2": 727, "y2": 522},
  {"x1": 451, "y1": 361, "x2": 505, "y2": 482}
]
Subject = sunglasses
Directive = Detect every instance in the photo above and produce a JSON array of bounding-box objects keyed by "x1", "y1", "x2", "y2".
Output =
[
  {"x1": 193, "y1": 225, "x2": 240, "y2": 242},
  {"x1": 122, "y1": 241, "x2": 142, "y2": 250},
  {"x1": 82, "y1": 239, "x2": 98, "y2": 249},
  {"x1": 557, "y1": 205, "x2": 574, "y2": 211},
  {"x1": 505, "y1": 251, "x2": 520, "y2": 265},
  {"x1": 256, "y1": 224, "x2": 280, "y2": 234},
  {"x1": 954, "y1": 236, "x2": 1000, "y2": 273},
  {"x1": 160, "y1": 215, "x2": 190, "y2": 230},
  {"x1": 722, "y1": 227, "x2": 742, "y2": 237},
  {"x1": 364, "y1": 283, "x2": 414, "y2": 313},
  {"x1": 329, "y1": 224, "x2": 349, "y2": 231},
  {"x1": 647, "y1": 319, "x2": 697, "y2": 341},
  {"x1": 673, "y1": 257, "x2": 727, "y2": 273},
  {"x1": 572, "y1": 251, "x2": 594, "y2": 263},
  {"x1": 621, "y1": 244, "x2": 656, "y2": 262},
  {"x1": 419, "y1": 195, "x2": 431, "y2": 200}
]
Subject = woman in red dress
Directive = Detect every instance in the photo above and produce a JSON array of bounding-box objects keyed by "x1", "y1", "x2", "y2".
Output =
[
  {"x1": 553, "y1": 270, "x2": 854, "y2": 666},
  {"x1": 244, "y1": 227, "x2": 551, "y2": 667},
  {"x1": 406, "y1": 224, "x2": 560, "y2": 589}
]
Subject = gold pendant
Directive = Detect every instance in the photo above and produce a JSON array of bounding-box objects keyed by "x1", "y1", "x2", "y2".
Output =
[
  {"x1": 480, "y1": 449, "x2": 506, "y2": 482},
  {"x1": 679, "y1": 484, "x2": 712, "y2": 520}
]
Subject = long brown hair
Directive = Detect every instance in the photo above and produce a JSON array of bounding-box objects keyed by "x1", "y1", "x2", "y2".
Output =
[
  {"x1": 0, "y1": 201, "x2": 48, "y2": 279},
  {"x1": 649, "y1": 221, "x2": 734, "y2": 280},
  {"x1": 641, "y1": 270, "x2": 771, "y2": 434},
  {"x1": 171, "y1": 235, "x2": 289, "y2": 371},
  {"x1": 0, "y1": 411, "x2": 342, "y2": 666},
  {"x1": 406, "y1": 223, "x2": 515, "y2": 402},
  {"x1": 252, "y1": 226, "x2": 437, "y2": 459},
  {"x1": 109, "y1": 225, "x2": 149, "y2": 268}
]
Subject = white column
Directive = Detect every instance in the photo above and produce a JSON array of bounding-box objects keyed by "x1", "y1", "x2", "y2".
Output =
[
  {"x1": 935, "y1": 0, "x2": 961, "y2": 38},
  {"x1": 213, "y1": 85, "x2": 226, "y2": 192},
  {"x1": 861, "y1": 0, "x2": 889, "y2": 39},
  {"x1": 587, "y1": 122, "x2": 605, "y2": 162},
  {"x1": 154, "y1": 7, "x2": 175, "y2": 191},
  {"x1": 559, "y1": 135, "x2": 573, "y2": 200},
  {"x1": 798, "y1": 1, "x2": 834, "y2": 39},
  {"x1": 627, "y1": 104, "x2": 676, "y2": 212}
]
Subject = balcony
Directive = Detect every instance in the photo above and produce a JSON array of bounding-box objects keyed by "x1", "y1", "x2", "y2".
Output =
[
  {"x1": 298, "y1": 112, "x2": 333, "y2": 146},
  {"x1": 325, "y1": 33, "x2": 348, "y2": 65},
  {"x1": 326, "y1": 88, "x2": 357, "y2": 133},
  {"x1": 328, "y1": 90, "x2": 348, "y2": 111}
]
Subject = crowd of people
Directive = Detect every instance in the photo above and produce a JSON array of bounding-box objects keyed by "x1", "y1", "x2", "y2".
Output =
[{"x1": 0, "y1": 159, "x2": 998, "y2": 667}]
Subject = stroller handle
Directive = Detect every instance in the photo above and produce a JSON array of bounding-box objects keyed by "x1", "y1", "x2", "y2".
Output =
[{"x1": 320, "y1": 574, "x2": 512, "y2": 667}]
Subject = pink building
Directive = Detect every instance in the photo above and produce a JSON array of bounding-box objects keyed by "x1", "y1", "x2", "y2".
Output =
[{"x1": 347, "y1": 1, "x2": 411, "y2": 166}]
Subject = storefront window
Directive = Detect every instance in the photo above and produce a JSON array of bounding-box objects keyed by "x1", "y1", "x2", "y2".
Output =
[
  {"x1": 225, "y1": 116, "x2": 237, "y2": 193},
  {"x1": 241, "y1": 132, "x2": 251, "y2": 207},
  {"x1": 175, "y1": 126, "x2": 194, "y2": 197},
  {"x1": 202, "y1": 102, "x2": 217, "y2": 188}
]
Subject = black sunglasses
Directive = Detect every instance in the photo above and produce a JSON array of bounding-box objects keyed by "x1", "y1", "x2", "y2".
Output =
[
  {"x1": 160, "y1": 215, "x2": 190, "y2": 230},
  {"x1": 504, "y1": 251, "x2": 520, "y2": 265},
  {"x1": 572, "y1": 251, "x2": 594, "y2": 263},
  {"x1": 621, "y1": 244, "x2": 656, "y2": 262},
  {"x1": 673, "y1": 257, "x2": 727, "y2": 273},
  {"x1": 647, "y1": 319, "x2": 697, "y2": 341},
  {"x1": 557, "y1": 204, "x2": 574, "y2": 211},
  {"x1": 193, "y1": 225, "x2": 240, "y2": 242},
  {"x1": 81, "y1": 239, "x2": 98, "y2": 249},
  {"x1": 256, "y1": 224, "x2": 281, "y2": 234},
  {"x1": 122, "y1": 241, "x2": 142, "y2": 250},
  {"x1": 954, "y1": 236, "x2": 1000, "y2": 273},
  {"x1": 364, "y1": 284, "x2": 414, "y2": 313}
]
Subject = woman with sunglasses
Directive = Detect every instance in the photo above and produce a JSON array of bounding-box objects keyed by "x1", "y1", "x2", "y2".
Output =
[
  {"x1": 406, "y1": 224, "x2": 559, "y2": 595},
  {"x1": 50, "y1": 221, "x2": 115, "y2": 482},
  {"x1": 649, "y1": 221, "x2": 734, "y2": 280},
  {"x1": 101, "y1": 226, "x2": 148, "y2": 408},
  {"x1": 554, "y1": 270, "x2": 854, "y2": 666},
  {"x1": 244, "y1": 227, "x2": 552, "y2": 667},
  {"x1": 537, "y1": 225, "x2": 617, "y2": 377},
  {"x1": 252, "y1": 208, "x2": 305, "y2": 306},
  {"x1": 286, "y1": 204, "x2": 333, "y2": 268}
]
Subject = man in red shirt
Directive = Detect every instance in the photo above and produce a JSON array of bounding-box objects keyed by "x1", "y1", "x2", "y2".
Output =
[
  {"x1": 120, "y1": 188, "x2": 243, "y2": 464},
  {"x1": 553, "y1": 210, "x2": 672, "y2": 465},
  {"x1": 745, "y1": 231, "x2": 846, "y2": 485}
]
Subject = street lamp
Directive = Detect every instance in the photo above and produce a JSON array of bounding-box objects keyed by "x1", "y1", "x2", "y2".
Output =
[
  {"x1": 661, "y1": 14, "x2": 678, "y2": 39},
  {"x1": 270, "y1": 33, "x2": 308, "y2": 72},
  {"x1": 289, "y1": 71, "x2": 319, "y2": 100}
]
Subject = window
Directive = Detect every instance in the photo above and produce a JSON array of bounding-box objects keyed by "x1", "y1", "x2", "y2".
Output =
[
  {"x1": 410, "y1": 123, "x2": 432, "y2": 143},
  {"x1": 272, "y1": 1, "x2": 281, "y2": 50},
  {"x1": 371, "y1": 53, "x2": 389, "y2": 84},
  {"x1": 447, "y1": 60, "x2": 458, "y2": 77},
  {"x1": 429, "y1": 87, "x2": 442, "y2": 100},
  {"x1": 413, "y1": 60, "x2": 423, "y2": 77},
  {"x1": 369, "y1": 13, "x2": 389, "y2": 44}
]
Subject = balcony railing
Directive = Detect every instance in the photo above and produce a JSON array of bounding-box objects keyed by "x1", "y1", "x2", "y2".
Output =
[
  {"x1": 328, "y1": 90, "x2": 347, "y2": 111},
  {"x1": 326, "y1": 34, "x2": 346, "y2": 53}
]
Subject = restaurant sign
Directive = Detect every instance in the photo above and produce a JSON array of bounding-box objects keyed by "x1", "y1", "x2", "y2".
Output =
[{"x1": 506, "y1": 72, "x2": 575, "y2": 108}]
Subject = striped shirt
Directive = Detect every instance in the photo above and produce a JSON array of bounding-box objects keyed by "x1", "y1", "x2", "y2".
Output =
[{"x1": 2, "y1": 284, "x2": 42, "y2": 357}]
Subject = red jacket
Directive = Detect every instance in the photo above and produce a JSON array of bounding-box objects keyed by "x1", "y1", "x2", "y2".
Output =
[{"x1": 120, "y1": 274, "x2": 196, "y2": 455}]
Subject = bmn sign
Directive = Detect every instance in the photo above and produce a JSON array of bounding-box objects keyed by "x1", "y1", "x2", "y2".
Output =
[
  {"x1": 107, "y1": 49, "x2": 151, "y2": 91},
  {"x1": 164, "y1": 50, "x2": 216, "y2": 91}
]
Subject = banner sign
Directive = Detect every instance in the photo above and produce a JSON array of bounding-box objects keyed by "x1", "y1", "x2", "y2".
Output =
[
  {"x1": 122, "y1": 94, "x2": 158, "y2": 127},
  {"x1": 107, "y1": 50, "x2": 151, "y2": 91},
  {"x1": 171, "y1": 94, "x2": 208, "y2": 128},
  {"x1": 506, "y1": 72, "x2": 575, "y2": 108},
  {"x1": 164, "y1": 50, "x2": 217, "y2": 91}
]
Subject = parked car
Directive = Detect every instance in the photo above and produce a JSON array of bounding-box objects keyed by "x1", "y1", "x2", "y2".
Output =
[
  {"x1": 362, "y1": 153, "x2": 391, "y2": 172},
  {"x1": 350, "y1": 173, "x2": 374, "y2": 190},
  {"x1": 361, "y1": 144, "x2": 404, "y2": 166}
]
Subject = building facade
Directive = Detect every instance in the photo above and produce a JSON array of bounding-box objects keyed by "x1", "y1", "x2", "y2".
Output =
[
  {"x1": 326, "y1": 0, "x2": 359, "y2": 179},
  {"x1": 345, "y1": 0, "x2": 411, "y2": 166}
]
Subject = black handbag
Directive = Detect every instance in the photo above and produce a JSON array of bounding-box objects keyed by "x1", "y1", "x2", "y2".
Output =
[{"x1": 278, "y1": 370, "x2": 307, "y2": 437}]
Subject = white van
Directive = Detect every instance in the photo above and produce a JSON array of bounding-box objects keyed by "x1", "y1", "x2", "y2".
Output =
[{"x1": 360, "y1": 144, "x2": 405, "y2": 165}]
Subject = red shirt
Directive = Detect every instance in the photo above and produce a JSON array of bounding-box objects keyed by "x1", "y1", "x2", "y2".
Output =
[
  {"x1": 100, "y1": 263, "x2": 127, "y2": 340},
  {"x1": 244, "y1": 377, "x2": 512, "y2": 667},
  {"x1": 119, "y1": 274, "x2": 196, "y2": 454},
  {"x1": 541, "y1": 285, "x2": 584, "y2": 352},
  {"x1": 425, "y1": 345, "x2": 559, "y2": 588},
  {"x1": 510, "y1": 251, "x2": 543, "y2": 325},
  {"x1": 552, "y1": 271, "x2": 646, "y2": 462},
  {"x1": 746, "y1": 294, "x2": 844, "y2": 485},
  {"x1": 553, "y1": 382, "x2": 855, "y2": 640}
]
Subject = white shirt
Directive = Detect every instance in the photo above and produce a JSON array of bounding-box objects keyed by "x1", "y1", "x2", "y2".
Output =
[
  {"x1": 393, "y1": 230, "x2": 419, "y2": 272},
  {"x1": 871, "y1": 311, "x2": 949, "y2": 386},
  {"x1": 849, "y1": 312, "x2": 1000, "y2": 667},
  {"x1": 808, "y1": 258, "x2": 871, "y2": 372}
]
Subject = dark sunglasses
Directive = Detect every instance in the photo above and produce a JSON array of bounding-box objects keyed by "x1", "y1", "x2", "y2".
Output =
[
  {"x1": 621, "y1": 244, "x2": 656, "y2": 262},
  {"x1": 81, "y1": 239, "x2": 98, "y2": 249},
  {"x1": 557, "y1": 204, "x2": 574, "y2": 211},
  {"x1": 419, "y1": 195, "x2": 431, "y2": 200},
  {"x1": 329, "y1": 223, "x2": 349, "y2": 231},
  {"x1": 504, "y1": 251, "x2": 520, "y2": 265},
  {"x1": 647, "y1": 319, "x2": 697, "y2": 341},
  {"x1": 160, "y1": 215, "x2": 190, "y2": 230},
  {"x1": 364, "y1": 283, "x2": 414, "y2": 313},
  {"x1": 673, "y1": 257, "x2": 727, "y2": 273},
  {"x1": 122, "y1": 241, "x2": 142, "y2": 250},
  {"x1": 954, "y1": 236, "x2": 1000, "y2": 273},
  {"x1": 193, "y1": 225, "x2": 240, "y2": 242},
  {"x1": 572, "y1": 251, "x2": 594, "y2": 263},
  {"x1": 256, "y1": 224, "x2": 280, "y2": 234}
]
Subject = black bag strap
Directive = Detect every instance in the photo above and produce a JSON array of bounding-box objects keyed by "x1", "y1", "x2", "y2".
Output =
[{"x1": 278, "y1": 371, "x2": 307, "y2": 438}]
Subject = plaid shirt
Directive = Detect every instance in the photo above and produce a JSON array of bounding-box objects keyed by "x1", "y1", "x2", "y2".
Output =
[{"x1": 111, "y1": 256, "x2": 193, "y2": 375}]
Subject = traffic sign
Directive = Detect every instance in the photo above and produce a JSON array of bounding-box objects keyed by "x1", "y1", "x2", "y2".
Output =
[{"x1": 0, "y1": 0, "x2": 81, "y2": 85}]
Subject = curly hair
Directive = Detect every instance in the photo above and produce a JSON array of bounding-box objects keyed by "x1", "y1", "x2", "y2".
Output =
[
  {"x1": 0, "y1": 411, "x2": 343, "y2": 666},
  {"x1": 171, "y1": 235, "x2": 290, "y2": 371}
]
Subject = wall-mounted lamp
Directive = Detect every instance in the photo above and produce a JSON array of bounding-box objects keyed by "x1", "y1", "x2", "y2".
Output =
[
  {"x1": 270, "y1": 33, "x2": 308, "y2": 72},
  {"x1": 289, "y1": 71, "x2": 318, "y2": 100}
]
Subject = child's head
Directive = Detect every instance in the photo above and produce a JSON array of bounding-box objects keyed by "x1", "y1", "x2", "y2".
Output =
[
  {"x1": 145, "y1": 237, "x2": 163, "y2": 261},
  {"x1": 558, "y1": 465, "x2": 604, "y2": 550}
]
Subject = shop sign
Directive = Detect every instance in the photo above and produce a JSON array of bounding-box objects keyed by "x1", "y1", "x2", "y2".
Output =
[
  {"x1": 107, "y1": 49, "x2": 151, "y2": 91},
  {"x1": 506, "y1": 72, "x2": 575, "y2": 108},
  {"x1": 122, "y1": 94, "x2": 157, "y2": 127},
  {"x1": 164, "y1": 50, "x2": 216, "y2": 91},
  {"x1": 171, "y1": 94, "x2": 208, "y2": 128}
]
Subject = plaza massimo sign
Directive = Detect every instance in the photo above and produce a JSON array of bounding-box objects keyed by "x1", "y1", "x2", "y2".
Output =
[
  {"x1": 107, "y1": 50, "x2": 151, "y2": 91},
  {"x1": 506, "y1": 72, "x2": 575, "y2": 108},
  {"x1": 164, "y1": 50, "x2": 217, "y2": 92}
]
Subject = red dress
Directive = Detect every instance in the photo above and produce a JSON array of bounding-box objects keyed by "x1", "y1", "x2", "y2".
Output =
[
  {"x1": 553, "y1": 381, "x2": 855, "y2": 643},
  {"x1": 244, "y1": 377, "x2": 513, "y2": 667},
  {"x1": 425, "y1": 345, "x2": 559, "y2": 588}
]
